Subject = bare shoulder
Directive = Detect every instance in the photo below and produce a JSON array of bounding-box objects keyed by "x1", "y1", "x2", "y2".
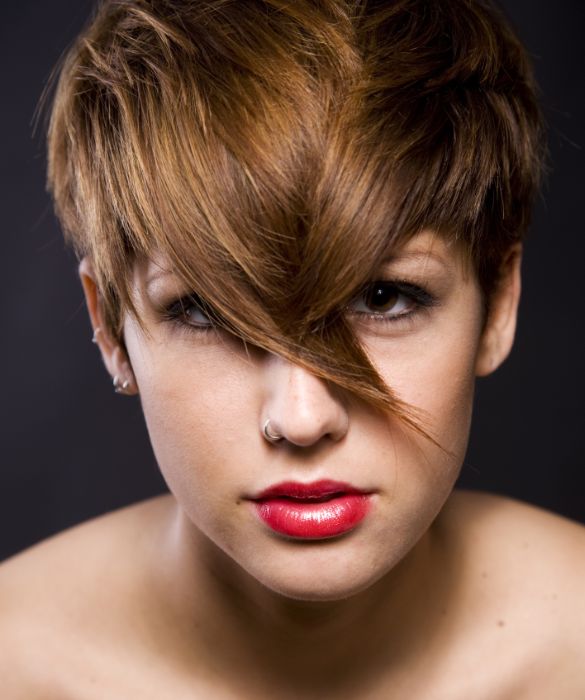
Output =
[
  {"x1": 444, "y1": 489, "x2": 585, "y2": 609},
  {"x1": 446, "y1": 486, "x2": 585, "y2": 545},
  {"x1": 440, "y1": 489, "x2": 585, "y2": 696},
  {"x1": 445, "y1": 488, "x2": 585, "y2": 575},
  {"x1": 0, "y1": 494, "x2": 175, "y2": 698},
  {"x1": 0, "y1": 493, "x2": 174, "y2": 600}
]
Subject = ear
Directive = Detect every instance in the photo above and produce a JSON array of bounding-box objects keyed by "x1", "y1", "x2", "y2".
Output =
[
  {"x1": 475, "y1": 244, "x2": 522, "y2": 377},
  {"x1": 79, "y1": 257, "x2": 138, "y2": 395}
]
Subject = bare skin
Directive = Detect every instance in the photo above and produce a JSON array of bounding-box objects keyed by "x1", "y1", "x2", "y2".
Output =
[
  {"x1": 1, "y1": 491, "x2": 584, "y2": 699},
  {"x1": 1, "y1": 232, "x2": 584, "y2": 697}
]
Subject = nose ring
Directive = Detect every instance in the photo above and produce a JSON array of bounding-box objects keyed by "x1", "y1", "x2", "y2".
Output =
[{"x1": 263, "y1": 418, "x2": 282, "y2": 443}]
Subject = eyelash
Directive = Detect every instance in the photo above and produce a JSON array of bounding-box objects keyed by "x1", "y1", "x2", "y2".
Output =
[
  {"x1": 160, "y1": 280, "x2": 437, "y2": 336},
  {"x1": 344, "y1": 279, "x2": 438, "y2": 326},
  {"x1": 160, "y1": 295, "x2": 218, "y2": 336}
]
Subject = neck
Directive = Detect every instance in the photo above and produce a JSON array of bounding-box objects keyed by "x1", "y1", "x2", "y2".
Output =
[{"x1": 151, "y1": 502, "x2": 449, "y2": 693}]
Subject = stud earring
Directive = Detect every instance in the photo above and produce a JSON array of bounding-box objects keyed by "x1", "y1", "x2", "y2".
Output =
[
  {"x1": 92, "y1": 327, "x2": 102, "y2": 344},
  {"x1": 113, "y1": 375, "x2": 132, "y2": 395}
]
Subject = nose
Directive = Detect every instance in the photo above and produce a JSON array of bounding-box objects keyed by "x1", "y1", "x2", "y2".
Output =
[{"x1": 262, "y1": 355, "x2": 349, "y2": 447}]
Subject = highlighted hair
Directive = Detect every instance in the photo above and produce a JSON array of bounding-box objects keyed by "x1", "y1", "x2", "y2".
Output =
[{"x1": 46, "y1": 0, "x2": 544, "y2": 442}]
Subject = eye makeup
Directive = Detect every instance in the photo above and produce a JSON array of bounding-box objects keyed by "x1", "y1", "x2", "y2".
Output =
[{"x1": 345, "y1": 279, "x2": 439, "y2": 327}]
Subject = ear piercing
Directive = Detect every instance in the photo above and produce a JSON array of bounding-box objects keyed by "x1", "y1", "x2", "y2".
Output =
[
  {"x1": 92, "y1": 330, "x2": 135, "y2": 395},
  {"x1": 263, "y1": 418, "x2": 283, "y2": 443},
  {"x1": 113, "y1": 375, "x2": 132, "y2": 395}
]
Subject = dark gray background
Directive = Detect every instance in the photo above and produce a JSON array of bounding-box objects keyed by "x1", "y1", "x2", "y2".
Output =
[{"x1": 1, "y1": 1, "x2": 584, "y2": 562}]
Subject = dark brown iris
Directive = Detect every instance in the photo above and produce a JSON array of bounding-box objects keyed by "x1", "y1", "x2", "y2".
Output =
[{"x1": 364, "y1": 283, "x2": 399, "y2": 312}]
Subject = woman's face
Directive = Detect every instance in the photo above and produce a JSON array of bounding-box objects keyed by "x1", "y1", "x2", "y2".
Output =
[{"x1": 116, "y1": 230, "x2": 516, "y2": 601}]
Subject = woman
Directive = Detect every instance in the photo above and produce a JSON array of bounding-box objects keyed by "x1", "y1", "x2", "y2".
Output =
[{"x1": 2, "y1": 0, "x2": 584, "y2": 696}]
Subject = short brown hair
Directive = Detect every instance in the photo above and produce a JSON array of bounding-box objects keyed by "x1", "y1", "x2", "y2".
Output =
[{"x1": 46, "y1": 0, "x2": 544, "y2": 440}]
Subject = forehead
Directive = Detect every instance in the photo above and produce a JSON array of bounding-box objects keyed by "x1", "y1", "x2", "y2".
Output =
[
  {"x1": 136, "y1": 229, "x2": 469, "y2": 292},
  {"x1": 379, "y1": 230, "x2": 463, "y2": 269}
]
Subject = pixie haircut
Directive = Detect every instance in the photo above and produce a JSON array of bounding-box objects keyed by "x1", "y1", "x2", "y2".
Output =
[{"x1": 47, "y1": 0, "x2": 544, "y2": 440}]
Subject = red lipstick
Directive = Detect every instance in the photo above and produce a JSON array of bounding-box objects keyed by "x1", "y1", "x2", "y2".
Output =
[{"x1": 250, "y1": 479, "x2": 372, "y2": 539}]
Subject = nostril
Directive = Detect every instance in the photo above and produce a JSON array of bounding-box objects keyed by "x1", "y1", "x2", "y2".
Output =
[{"x1": 262, "y1": 358, "x2": 350, "y2": 446}]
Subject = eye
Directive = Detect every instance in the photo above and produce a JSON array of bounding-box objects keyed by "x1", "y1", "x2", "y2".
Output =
[
  {"x1": 163, "y1": 294, "x2": 216, "y2": 331},
  {"x1": 181, "y1": 300, "x2": 213, "y2": 327},
  {"x1": 348, "y1": 280, "x2": 431, "y2": 320},
  {"x1": 344, "y1": 279, "x2": 439, "y2": 329},
  {"x1": 351, "y1": 282, "x2": 414, "y2": 317}
]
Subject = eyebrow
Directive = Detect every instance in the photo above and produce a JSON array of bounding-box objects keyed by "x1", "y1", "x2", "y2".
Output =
[
  {"x1": 382, "y1": 248, "x2": 451, "y2": 269},
  {"x1": 144, "y1": 247, "x2": 451, "y2": 290},
  {"x1": 145, "y1": 267, "x2": 175, "y2": 289}
]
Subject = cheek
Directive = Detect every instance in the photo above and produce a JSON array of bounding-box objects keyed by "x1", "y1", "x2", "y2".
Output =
[
  {"x1": 364, "y1": 313, "x2": 482, "y2": 463},
  {"x1": 406, "y1": 330, "x2": 478, "y2": 452},
  {"x1": 125, "y1": 330, "x2": 256, "y2": 520},
  {"x1": 356, "y1": 324, "x2": 480, "y2": 543}
]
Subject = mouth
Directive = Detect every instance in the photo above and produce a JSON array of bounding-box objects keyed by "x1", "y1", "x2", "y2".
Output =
[{"x1": 249, "y1": 480, "x2": 373, "y2": 540}]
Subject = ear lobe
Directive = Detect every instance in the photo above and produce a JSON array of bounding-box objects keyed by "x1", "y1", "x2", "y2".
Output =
[
  {"x1": 475, "y1": 244, "x2": 522, "y2": 378},
  {"x1": 79, "y1": 257, "x2": 138, "y2": 395}
]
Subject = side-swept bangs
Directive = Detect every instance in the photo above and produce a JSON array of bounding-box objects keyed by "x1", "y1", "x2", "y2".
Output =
[{"x1": 46, "y1": 0, "x2": 544, "y2": 441}]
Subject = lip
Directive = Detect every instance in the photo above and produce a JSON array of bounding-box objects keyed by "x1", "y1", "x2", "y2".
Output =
[{"x1": 249, "y1": 480, "x2": 373, "y2": 540}]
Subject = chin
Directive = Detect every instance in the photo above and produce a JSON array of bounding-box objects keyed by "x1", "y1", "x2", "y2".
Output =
[
  {"x1": 263, "y1": 577, "x2": 382, "y2": 603},
  {"x1": 242, "y1": 541, "x2": 398, "y2": 603}
]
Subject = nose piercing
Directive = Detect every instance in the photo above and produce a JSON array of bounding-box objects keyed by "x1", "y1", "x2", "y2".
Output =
[{"x1": 263, "y1": 418, "x2": 282, "y2": 443}]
